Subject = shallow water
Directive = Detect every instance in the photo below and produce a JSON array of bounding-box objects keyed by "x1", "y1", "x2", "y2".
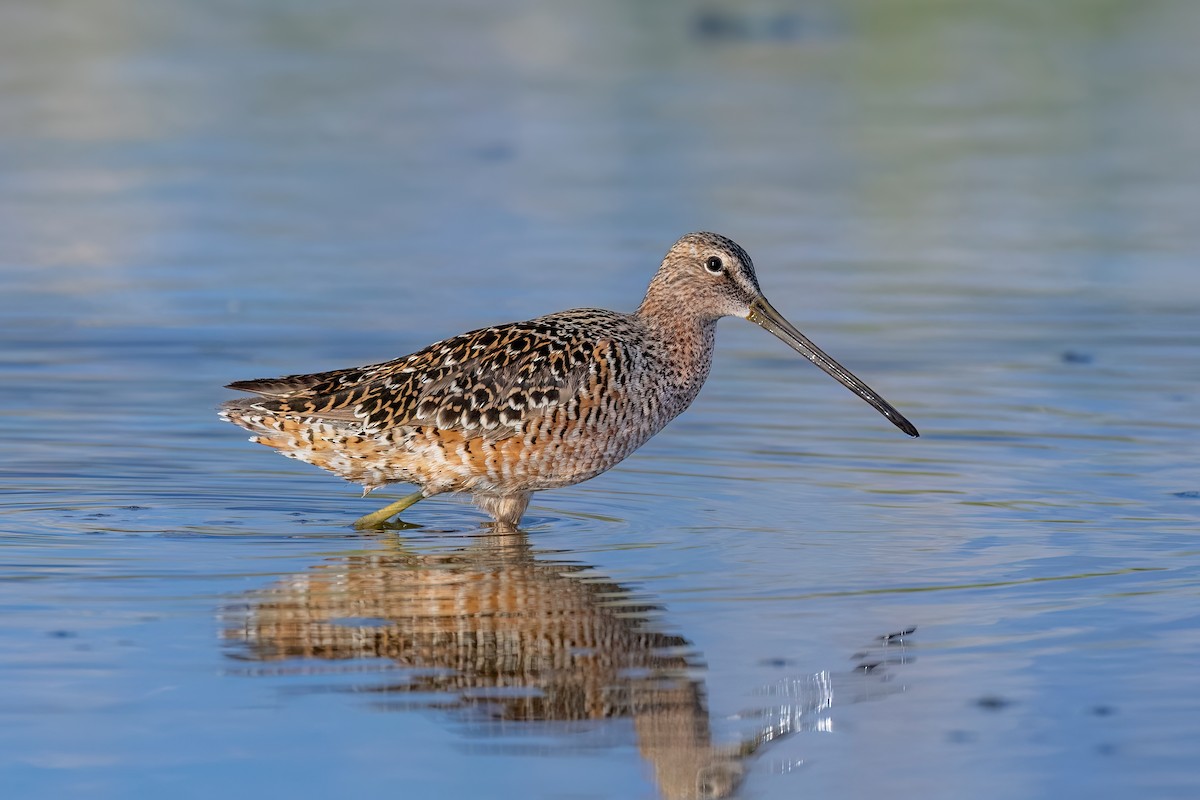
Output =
[{"x1": 2, "y1": 1, "x2": 1199, "y2": 798}]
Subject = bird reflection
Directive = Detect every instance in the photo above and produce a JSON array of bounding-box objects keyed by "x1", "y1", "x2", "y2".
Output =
[{"x1": 223, "y1": 529, "x2": 911, "y2": 800}]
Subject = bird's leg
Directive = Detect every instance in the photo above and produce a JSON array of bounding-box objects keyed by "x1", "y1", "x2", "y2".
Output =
[
  {"x1": 474, "y1": 493, "x2": 531, "y2": 528},
  {"x1": 353, "y1": 490, "x2": 425, "y2": 529}
]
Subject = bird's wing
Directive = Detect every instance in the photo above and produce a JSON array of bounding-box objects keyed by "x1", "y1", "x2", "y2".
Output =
[
  {"x1": 226, "y1": 366, "x2": 375, "y2": 399},
  {"x1": 224, "y1": 312, "x2": 627, "y2": 438}
]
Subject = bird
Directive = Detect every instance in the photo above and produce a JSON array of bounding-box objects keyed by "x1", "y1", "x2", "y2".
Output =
[{"x1": 220, "y1": 232, "x2": 918, "y2": 528}]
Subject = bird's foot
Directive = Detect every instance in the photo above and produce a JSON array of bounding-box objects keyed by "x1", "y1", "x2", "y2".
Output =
[{"x1": 353, "y1": 490, "x2": 425, "y2": 529}]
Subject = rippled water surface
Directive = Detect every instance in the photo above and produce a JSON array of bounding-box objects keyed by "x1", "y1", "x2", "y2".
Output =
[{"x1": 2, "y1": 2, "x2": 1199, "y2": 798}]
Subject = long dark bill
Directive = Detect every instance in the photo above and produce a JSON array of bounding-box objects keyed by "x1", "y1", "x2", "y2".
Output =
[{"x1": 748, "y1": 297, "x2": 919, "y2": 437}]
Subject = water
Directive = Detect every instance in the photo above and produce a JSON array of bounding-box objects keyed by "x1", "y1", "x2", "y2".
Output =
[{"x1": 2, "y1": 1, "x2": 1199, "y2": 798}]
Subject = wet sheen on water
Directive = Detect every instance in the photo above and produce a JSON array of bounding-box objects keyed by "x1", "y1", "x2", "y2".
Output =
[{"x1": 1, "y1": 2, "x2": 1199, "y2": 799}]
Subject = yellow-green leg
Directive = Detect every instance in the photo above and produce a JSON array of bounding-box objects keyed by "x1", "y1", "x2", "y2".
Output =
[{"x1": 353, "y1": 490, "x2": 425, "y2": 529}]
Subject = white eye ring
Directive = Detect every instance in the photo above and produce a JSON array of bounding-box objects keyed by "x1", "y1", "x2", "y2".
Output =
[{"x1": 705, "y1": 256, "x2": 724, "y2": 274}]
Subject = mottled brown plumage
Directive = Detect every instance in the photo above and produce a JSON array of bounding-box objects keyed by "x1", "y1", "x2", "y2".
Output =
[{"x1": 221, "y1": 232, "x2": 918, "y2": 527}]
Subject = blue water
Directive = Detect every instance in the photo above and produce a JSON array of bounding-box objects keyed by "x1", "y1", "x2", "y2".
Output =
[{"x1": 2, "y1": 2, "x2": 1199, "y2": 798}]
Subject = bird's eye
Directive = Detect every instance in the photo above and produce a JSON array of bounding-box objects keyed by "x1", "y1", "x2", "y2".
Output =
[{"x1": 705, "y1": 256, "x2": 724, "y2": 274}]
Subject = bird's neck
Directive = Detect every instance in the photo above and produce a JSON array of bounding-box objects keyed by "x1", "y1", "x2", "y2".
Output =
[
  {"x1": 635, "y1": 293, "x2": 719, "y2": 396},
  {"x1": 636, "y1": 274, "x2": 721, "y2": 328}
]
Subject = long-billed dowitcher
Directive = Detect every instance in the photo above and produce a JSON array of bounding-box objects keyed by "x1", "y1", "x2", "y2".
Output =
[{"x1": 221, "y1": 232, "x2": 918, "y2": 528}]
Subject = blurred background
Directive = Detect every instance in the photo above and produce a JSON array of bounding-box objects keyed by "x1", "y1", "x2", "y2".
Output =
[{"x1": 1, "y1": 1, "x2": 1198, "y2": 799}]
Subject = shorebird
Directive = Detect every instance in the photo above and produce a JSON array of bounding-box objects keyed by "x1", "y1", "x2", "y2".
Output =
[{"x1": 220, "y1": 232, "x2": 918, "y2": 528}]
